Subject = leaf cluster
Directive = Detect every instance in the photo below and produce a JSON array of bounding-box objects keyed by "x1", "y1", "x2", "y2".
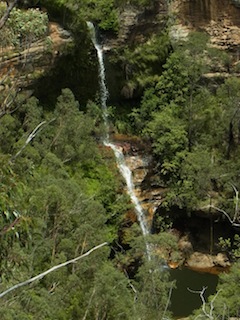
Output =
[{"x1": 2, "y1": 7, "x2": 48, "y2": 49}]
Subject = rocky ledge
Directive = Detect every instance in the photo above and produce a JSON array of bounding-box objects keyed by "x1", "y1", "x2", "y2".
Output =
[
  {"x1": 0, "y1": 21, "x2": 72, "y2": 88},
  {"x1": 170, "y1": 0, "x2": 240, "y2": 53},
  {"x1": 104, "y1": 1, "x2": 168, "y2": 48}
]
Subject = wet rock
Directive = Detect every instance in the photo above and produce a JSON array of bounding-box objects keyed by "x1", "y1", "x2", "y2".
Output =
[{"x1": 121, "y1": 84, "x2": 134, "y2": 99}]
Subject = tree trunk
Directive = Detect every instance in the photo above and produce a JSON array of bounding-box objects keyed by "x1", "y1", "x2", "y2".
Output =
[{"x1": 0, "y1": 242, "x2": 108, "y2": 298}]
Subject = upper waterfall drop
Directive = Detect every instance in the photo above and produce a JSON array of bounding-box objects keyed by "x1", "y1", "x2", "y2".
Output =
[{"x1": 87, "y1": 21, "x2": 109, "y2": 136}]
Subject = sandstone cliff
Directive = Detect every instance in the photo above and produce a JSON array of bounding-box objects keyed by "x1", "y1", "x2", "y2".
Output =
[
  {"x1": 171, "y1": 0, "x2": 240, "y2": 52},
  {"x1": 0, "y1": 22, "x2": 72, "y2": 90},
  {"x1": 104, "y1": 1, "x2": 168, "y2": 48}
]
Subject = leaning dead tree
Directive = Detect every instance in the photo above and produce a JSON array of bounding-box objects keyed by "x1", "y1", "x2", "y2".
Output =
[
  {"x1": 0, "y1": 0, "x2": 19, "y2": 29},
  {"x1": 0, "y1": 242, "x2": 108, "y2": 298}
]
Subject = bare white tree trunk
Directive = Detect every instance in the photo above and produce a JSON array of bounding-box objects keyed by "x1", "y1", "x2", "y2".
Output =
[
  {"x1": 187, "y1": 286, "x2": 222, "y2": 320},
  {"x1": 82, "y1": 287, "x2": 96, "y2": 320},
  {"x1": 13, "y1": 120, "x2": 47, "y2": 159},
  {"x1": 162, "y1": 281, "x2": 175, "y2": 320},
  {"x1": 12, "y1": 118, "x2": 55, "y2": 160},
  {"x1": 0, "y1": 242, "x2": 108, "y2": 298}
]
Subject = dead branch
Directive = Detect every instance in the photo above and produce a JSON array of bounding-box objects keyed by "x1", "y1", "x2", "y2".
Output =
[
  {"x1": 13, "y1": 120, "x2": 47, "y2": 159},
  {"x1": 0, "y1": 85, "x2": 20, "y2": 118},
  {"x1": 82, "y1": 287, "x2": 96, "y2": 320},
  {"x1": 188, "y1": 286, "x2": 222, "y2": 320},
  {"x1": 12, "y1": 118, "x2": 55, "y2": 160},
  {"x1": 202, "y1": 182, "x2": 240, "y2": 227},
  {"x1": 0, "y1": 242, "x2": 108, "y2": 298},
  {"x1": 0, "y1": 217, "x2": 21, "y2": 235},
  {"x1": 201, "y1": 205, "x2": 234, "y2": 224},
  {"x1": 162, "y1": 281, "x2": 175, "y2": 320},
  {"x1": 123, "y1": 269, "x2": 138, "y2": 304},
  {"x1": 0, "y1": 85, "x2": 34, "y2": 119}
]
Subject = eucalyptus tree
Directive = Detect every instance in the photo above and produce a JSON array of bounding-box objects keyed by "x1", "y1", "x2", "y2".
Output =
[
  {"x1": 0, "y1": 86, "x2": 132, "y2": 319},
  {"x1": 0, "y1": 0, "x2": 18, "y2": 29},
  {"x1": 7, "y1": 7, "x2": 48, "y2": 51},
  {"x1": 134, "y1": 247, "x2": 175, "y2": 320}
]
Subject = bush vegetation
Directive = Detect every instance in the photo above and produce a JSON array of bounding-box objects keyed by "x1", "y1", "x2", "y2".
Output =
[{"x1": 0, "y1": 1, "x2": 240, "y2": 319}]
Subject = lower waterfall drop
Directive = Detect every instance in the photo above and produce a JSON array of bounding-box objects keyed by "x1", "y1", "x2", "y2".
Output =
[{"x1": 87, "y1": 22, "x2": 151, "y2": 259}]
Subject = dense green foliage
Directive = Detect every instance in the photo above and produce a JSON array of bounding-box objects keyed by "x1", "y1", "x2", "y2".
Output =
[
  {"x1": 0, "y1": 87, "x2": 148, "y2": 319},
  {"x1": 113, "y1": 27, "x2": 240, "y2": 320},
  {"x1": 128, "y1": 32, "x2": 240, "y2": 218},
  {"x1": 41, "y1": 0, "x2": 157, "y2": 33},
  {"x1": 1, "y1": 0, "x2": 240, "y2": 319},
  {"x1": 0, "y1": 87, "x2": 175, "y2": 318},
  {"x1": 42, "y1": 0, "x2": 118, "y2": 31},
  {"x1": 0, "y1": 3, "x2": 48, "y2": 49}
]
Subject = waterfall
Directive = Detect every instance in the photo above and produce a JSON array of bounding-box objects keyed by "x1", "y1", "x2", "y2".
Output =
[
  {"x1": 87, "y1": 22, "x2": 109, "y2": 137},
  {"x1": 106, "y1": 142, "x2": 149, "y2": 237},
  {"x1": 87, "y1": 22, "x2": 150, "y2": 257}
]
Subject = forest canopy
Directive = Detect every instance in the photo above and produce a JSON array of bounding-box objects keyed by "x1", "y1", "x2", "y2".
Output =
[{"x1": 0, "y1": 0, "x2": 240, "y2": 319}]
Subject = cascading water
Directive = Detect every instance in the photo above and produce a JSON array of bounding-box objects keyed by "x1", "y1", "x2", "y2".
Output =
[
  {"x1": 87, "y1": 22, "x2": 150, "y2": 257},
  {"x1": 87, "y1": 22, "x2": 109, "y2": 140},
  {"x1": 106, "y1": 142, "x2": 149, "y2": 237}
]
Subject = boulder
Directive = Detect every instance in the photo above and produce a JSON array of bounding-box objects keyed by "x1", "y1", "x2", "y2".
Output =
[
  {"x1": 186, "y1": 251, "x2": 230, "y2": 270},
  {"x1": 186, "y1": 252, "x2": 214, "y2": 269},
  {"x1": 213, "y1": 252, "x2": 231, "y2": 267}
]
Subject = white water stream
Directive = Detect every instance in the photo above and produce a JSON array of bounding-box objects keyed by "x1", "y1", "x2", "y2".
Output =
[
  {"x1": 106, "y1": 142, "x2": 149, "y2": 237},
  {"x1": 87, "y1": 22, "x2": 150, "y2": 254}
]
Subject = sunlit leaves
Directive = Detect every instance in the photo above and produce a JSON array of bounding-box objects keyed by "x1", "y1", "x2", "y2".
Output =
[{"x1": 7, "y1": 8, "x2": 48, "y2": 49}]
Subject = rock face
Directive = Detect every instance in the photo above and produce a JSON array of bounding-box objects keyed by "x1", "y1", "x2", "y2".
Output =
[
  {"x1": 0, "y1": 22, "x2": 72, "y2": 88},
  {"x1": 103, "y1": 1, "x2": 170, "y2": 103},
  {"x1": 171, "y1": 0, "x2": 240, "y2": 51},
  {"x1": 105, "y1": 1, "x2": 168, "y2": 47},
  {"x1": 114, "y1": 135, "x2": 233, "y2": 273},
  {"x1": 174, "y1": 0, "x2": 240, "y2": 27},
  {"x1": 111, "y1": 134, "x2": 165, "y2": 230}
]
